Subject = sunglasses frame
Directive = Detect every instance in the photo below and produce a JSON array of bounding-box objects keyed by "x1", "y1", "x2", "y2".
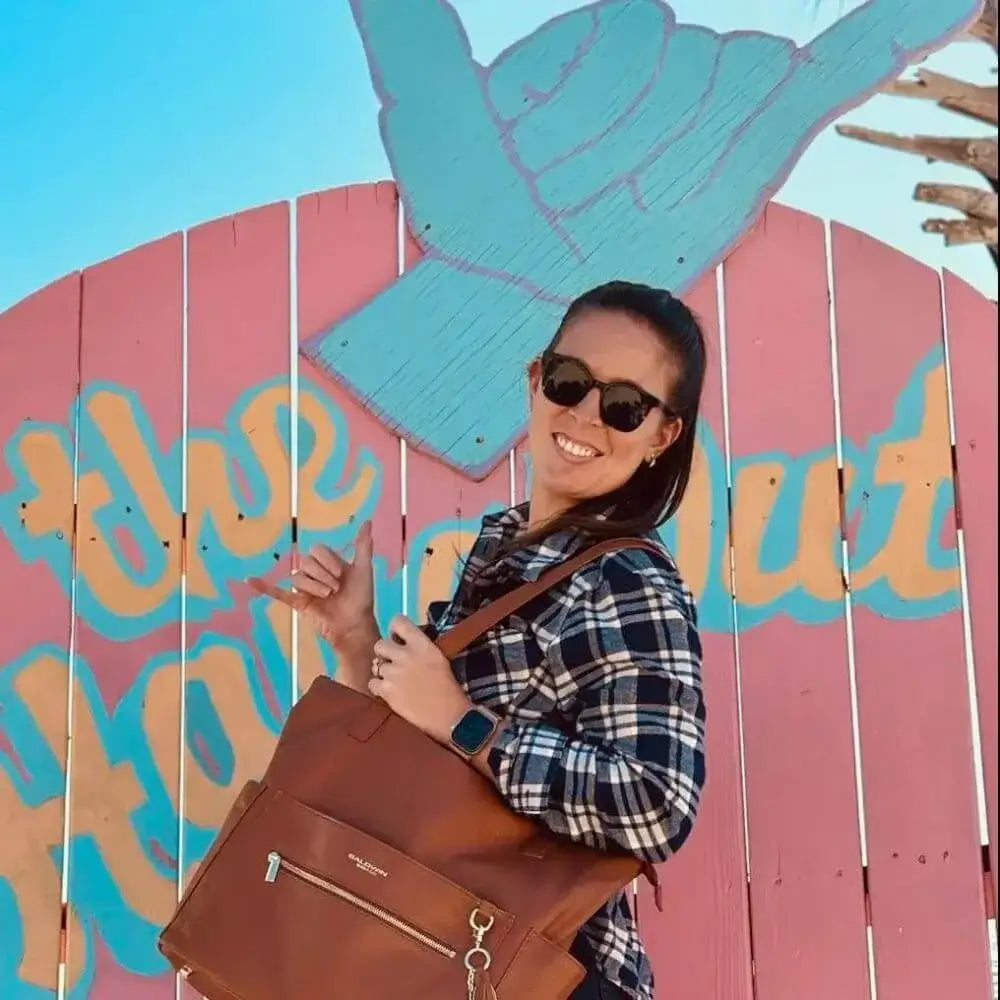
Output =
[{"x1": 539, "y1": 350, "x2": 677, "y2": 432}]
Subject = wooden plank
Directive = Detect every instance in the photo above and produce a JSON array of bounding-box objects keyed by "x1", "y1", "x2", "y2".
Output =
[
  {"x1": 637, "y1": 271, "x2": 755, "y2": 1000},
  {"x1": 295, "y1": 183, "x2": 402, "y2": 692},
  {"x1": 406, "y1": 446, "x2": 511, "y2": 616},
  {"x1": 831, "y1": 224, "x2": 993, "y2": 1000},
  {"x1": 182, "y1": 204, "x2": 293, "y2": 944},
  {"x1": 0, "y1": 275, "x2": 80, "y2": 998},
  {"x1": 942, "y1": 271, "x2": 998, "y2": 911},
  {"x1": 514, "y1": 441, "x2": 531, "y2": 505},
  {"x1": 722, "y1": 203, "x2": 871, "y2": 1000},
  {"x1": 70, "y1": 236, "x2": 184, "y2": 1000},
  {"x1": 401, "y1": 219, "x2": 512, "y2": 617}
]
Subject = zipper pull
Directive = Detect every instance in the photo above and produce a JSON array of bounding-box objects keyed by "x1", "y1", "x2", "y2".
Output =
[
  {"x1": 265, "y1": 852, "x2": 281, "y2": 883},
  {"x1": 471, "y1": 972, "x2": 497, "y2": 1000},
  {"x1": 466, "y1": 909, "x2": 495, "y2": 1000}
]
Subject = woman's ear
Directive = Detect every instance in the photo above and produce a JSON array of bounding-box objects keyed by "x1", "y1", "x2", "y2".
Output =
[
  {"x1": 653, "y1": 416, "x2": 683, "y2": 458},
  {"x1": 527, "y1": 357, "x2": 542, "y2": 397}
]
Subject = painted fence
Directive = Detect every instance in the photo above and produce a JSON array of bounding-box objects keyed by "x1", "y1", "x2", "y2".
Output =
[{"x1": 0, "y1": 188, "x2": 996, "y2": 1000}]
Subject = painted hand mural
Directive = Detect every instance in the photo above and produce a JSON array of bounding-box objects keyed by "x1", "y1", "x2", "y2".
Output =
[{"x1": 303, "y1": 0, "x2": 983, "y2": 477}]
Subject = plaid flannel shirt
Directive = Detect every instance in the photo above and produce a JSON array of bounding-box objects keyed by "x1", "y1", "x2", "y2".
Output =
[{"x1": 423, "y1": 504, "x2": 706, "y2": 1000}]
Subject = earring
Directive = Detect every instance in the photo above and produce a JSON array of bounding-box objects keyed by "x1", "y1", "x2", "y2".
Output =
[{"x1": 646, "y1": 453, "x2": 658, "y2": 466}]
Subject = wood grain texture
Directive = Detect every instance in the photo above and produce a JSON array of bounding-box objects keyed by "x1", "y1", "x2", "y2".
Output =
[
  {"x1": 942, "y1": 270, "x2": 998, "y2": 912},
  {"x1": 831, "y1": 223, "x2": 992, "y2": 1000},
  {"x1": 724, "y1": 205, "x2": 871, "y2": 1000},
  {"x1": 71, "y1": 235, "x2": 184, "y2": 1000},
  {"x1": 401, "y1": 217, "x2": 513, "y2": 619},
  {"x1": 637, "y1": 270, "x2": 754, "y2": 1000},
  {"x1": 0, "y1": 274, "x2": 80, "y2": 996},
  {"x1": 303, "y1": 0, "x2": 985, "y2": 478},
  {"x1": 295, "y1": 183, "x2": 403, "y2": 692},
  {"x1": 3, "y1": 178, "x2": 1000, "y2": 1000},
  {"x1": 183, "y1": 204, "x2": 292, "y2": 999}
]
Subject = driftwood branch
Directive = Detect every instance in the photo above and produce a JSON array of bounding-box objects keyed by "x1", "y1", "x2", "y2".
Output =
[
  {"x1": 965, "y1": 0, "x2": 998, "y2": 50},
  {"x1": 885, "y1": 70, "x2": 998, "y2": 125},
  {"x1": 922, "y1": 216, "x2": 998, "y2": 246},
  {"x1": 837, "y1": 0, "x2": 997, "y2": 266},
  {"x1": 834, "y1": 125, "x2": 998, "y2": 179},
  {"x1": 914, "y1": 182, "x2": 998, "y2": 222}
]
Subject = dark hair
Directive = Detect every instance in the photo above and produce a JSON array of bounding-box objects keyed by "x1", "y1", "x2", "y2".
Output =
[{"x1": 519, "y1": 280, "x2": 706, "y2": 547}]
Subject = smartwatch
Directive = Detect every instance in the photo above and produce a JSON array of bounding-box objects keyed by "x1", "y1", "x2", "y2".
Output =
[{"x1": 450, "y1": 707, "x2": 500, "y2": 757}]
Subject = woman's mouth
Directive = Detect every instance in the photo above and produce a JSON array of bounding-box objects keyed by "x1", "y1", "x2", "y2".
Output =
[{"x1": 553, "y1": 432, "x2": 602, "y2": 461}]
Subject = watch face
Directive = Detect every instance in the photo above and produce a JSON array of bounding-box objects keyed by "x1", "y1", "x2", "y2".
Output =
[{"x1": 451, "y1": 709, "x2": 496, "y2": 755}]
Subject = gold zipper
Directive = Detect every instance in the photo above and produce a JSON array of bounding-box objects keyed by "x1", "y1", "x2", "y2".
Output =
[{"x1": 264, "y1": 851, "x2": 458, "y2": 960}]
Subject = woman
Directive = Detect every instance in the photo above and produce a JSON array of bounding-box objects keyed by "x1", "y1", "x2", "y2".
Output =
[{"x1": 261, "y1": 280, "x2": 706, "y2": 1000}]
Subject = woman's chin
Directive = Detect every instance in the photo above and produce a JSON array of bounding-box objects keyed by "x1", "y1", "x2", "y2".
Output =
[{"x1": 535, "y1": 456, "x2": 599, "y2": 498}]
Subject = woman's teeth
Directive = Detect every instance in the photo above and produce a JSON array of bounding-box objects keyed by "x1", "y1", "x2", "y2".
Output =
[{"x1": 554, "y1": 433, "x2": 599, "y2": 458}]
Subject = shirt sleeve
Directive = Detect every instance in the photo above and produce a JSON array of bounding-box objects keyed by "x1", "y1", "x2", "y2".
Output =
[{"x1": 486, "y1": 552, "x2": 706, "y2": 863}]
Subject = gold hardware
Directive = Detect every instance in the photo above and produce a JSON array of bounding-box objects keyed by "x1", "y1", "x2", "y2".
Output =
[
  {"x1": 465, "y1": 908, "x2": 495, "y2": 999},
  {"x1": 263, "y1": 850, "x2": 456, "y2": 959}
]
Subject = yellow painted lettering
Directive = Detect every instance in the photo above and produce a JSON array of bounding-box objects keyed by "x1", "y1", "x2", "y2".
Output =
[
  {"x1": 730, "y1": 455, "x2": 844, "y2": 606},
  {"x1": 65, "y1": 684, "x2": 173, "y2": 941},
  {"x1": 143, "y1": 643, "x2": 278, "y2": 842},
  {"x1": 74, "y1": 391, "x2": 183, "y2": 617},
  {"x1": 186, "y1": 385, "x2": 292, "y2": 600},
  {"x1": 851, "y1": 365, "x2": 959, "y2": 599},
  {"x1": 17, "y1": 428, "x2": 76, "y2": 540},
  {"x1": 0, "y1": 655, "x2": 82, "y2": 990},
  {"x1": 296, "y1": 386, "x2": 379, "y2": 534}
]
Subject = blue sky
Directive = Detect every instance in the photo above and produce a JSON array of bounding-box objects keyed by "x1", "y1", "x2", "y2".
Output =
[{"x1": 0, "y1": 0, "x2": 996, "y2": 313}]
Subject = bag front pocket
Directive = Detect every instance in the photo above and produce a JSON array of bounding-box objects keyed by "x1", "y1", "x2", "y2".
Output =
[
  {"x1": 263, "y1": 850, "x2": 458, "y2": 959},
  {"x1": 162, "y1": 784, "x2": 513, "y2": 1000}
]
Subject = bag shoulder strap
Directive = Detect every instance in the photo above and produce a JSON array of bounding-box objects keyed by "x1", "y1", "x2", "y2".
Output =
[{"x1": 435, "y1": 537, "x2": 665, "y2": 659}]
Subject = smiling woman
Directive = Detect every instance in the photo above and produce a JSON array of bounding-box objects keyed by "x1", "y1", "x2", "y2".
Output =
[
  {"x1": 523, "y1": 282, "x2": 705, "y2": 542},
  {"x1": 264, "y1": 280, "x2": 708, "y2": 1000}
]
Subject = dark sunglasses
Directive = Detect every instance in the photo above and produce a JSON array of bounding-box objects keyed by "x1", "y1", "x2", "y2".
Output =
[{"x1": 540, "y1": 352, "x2": 676, "y2": 433}]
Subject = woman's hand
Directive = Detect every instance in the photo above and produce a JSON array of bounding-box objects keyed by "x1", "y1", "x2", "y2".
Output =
[
  {"x1": 370, "y1": 615, "x2": 471, "y2": 746},
  {"x1": 247, "y1": 522, "x2": 380, "y2": 690}
]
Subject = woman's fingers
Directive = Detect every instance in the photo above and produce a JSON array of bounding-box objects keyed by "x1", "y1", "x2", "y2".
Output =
[
  {"x1": 246, "y1": 576, "x2": 312, "y2": 611},
  {"x1": 299, "y1": 550, "x2": 342, "y2": 590},
  {"x1": 308, "y1": 545, "x2": 347, "y2": 580},
  {"x1": 372, "y1": 637, "x2": 402, "y2": 663},
  {"x1": 387, "y1": 614, "x2": 423, "y2": 644},
  {"x1": 290, "y1": 571, "x2": 335, "y2": 599}
]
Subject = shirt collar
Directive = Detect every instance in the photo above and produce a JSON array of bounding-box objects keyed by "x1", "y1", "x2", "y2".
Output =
[{"x1": 471, "y1": 502, "x2": 605, "y2": 586}]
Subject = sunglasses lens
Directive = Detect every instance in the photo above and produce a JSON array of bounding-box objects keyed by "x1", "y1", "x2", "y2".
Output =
[
  {"x1": 600, "y1": 384, "x2": 649, "y2": 433},
  {"x1": 542, "y1": 357, "x2": 591, "y2": 408}
]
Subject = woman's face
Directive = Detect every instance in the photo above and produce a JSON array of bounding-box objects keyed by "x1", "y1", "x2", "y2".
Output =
[{"x1": 527, "y1": 308, "x2": 682, "y2": 515}]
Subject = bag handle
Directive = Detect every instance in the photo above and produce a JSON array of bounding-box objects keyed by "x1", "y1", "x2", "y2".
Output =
[
  {"x1": 347, "y1": 536, "x2": 663, "y2": 744},
  {"x1": 434, "y1": 536, "x2": 663, "y2": 658}
]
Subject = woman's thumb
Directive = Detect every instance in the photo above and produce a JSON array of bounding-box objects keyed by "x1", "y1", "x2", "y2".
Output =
[{"x1": 354, "y1": 519, "x2": 374, "y2": 566}]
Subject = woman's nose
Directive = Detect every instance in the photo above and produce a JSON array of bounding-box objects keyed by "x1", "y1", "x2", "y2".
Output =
[{"x1": 573, "y1": 386, "x2": 603, "y2": 424}]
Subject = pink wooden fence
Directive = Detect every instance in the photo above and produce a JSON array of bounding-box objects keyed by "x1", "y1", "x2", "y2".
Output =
[{"x1": 0, "y1": 187, "x2": 995, "y2": 999}]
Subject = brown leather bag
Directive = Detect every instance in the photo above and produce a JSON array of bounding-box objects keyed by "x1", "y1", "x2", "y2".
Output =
[{"x1": 158, "y1": 538, "x2": 664, "y2": 1000}]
